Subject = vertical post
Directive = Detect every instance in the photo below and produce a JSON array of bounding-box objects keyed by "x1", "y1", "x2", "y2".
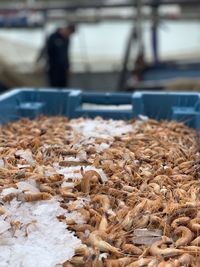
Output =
[
  {"x1": 117, "y1": 26, "x2": 137, "y2": 91},
  {"x1": 117, "y1": 0, "x2": 143, "y2": 91},
  {"x1": 152, "y1": 0, "x2": 159, "y2": 63},
  {"x1": 136, "y1": 0, "x2": 143, "y2": 51}
]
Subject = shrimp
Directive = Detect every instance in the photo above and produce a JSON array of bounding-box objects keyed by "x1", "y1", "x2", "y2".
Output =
[
  {"x1": 98, "y1": 215, "x2": 108, "y2": 232},
  {"x1": 179, "y1": 161, "x2": 194, "y2": 170},
  {"x1": 134, "y1": 214, "x2": 150, "y2": 228},
  {"x1": 171, "y1": 217, "x2": 190, "y2": 228},
  {"x1": 148, "y1": 183, "x2": 161, "y2": 194},
  {"x1": 126, "y1": 258, "x2": 152, "y2": 267},
  {"x1": 24, "y1": 220, "x2": 37, "y2": 237},
  {"x1": 191, "y1": 236, "x2": 200, "y2": 246},
  {"x1": 121, "y1": 210, "x2": 134, "y2": 231},
  {"x1": 133, "y1": 199, "x2": 147, "y2": 215},
  {"x1": 156, "y1": 262, "x2": 174, "y2": 267},
  {"x1": 90, "y1": 214, "x2": 102, "y2": 228},
  {"x1": 122, "y1": 185, "x2": 136, "y2": 193},
  {"x1": 174, "y1": 226, "x2": 193, "y2": 247},
  {"x1": 81, "y1": 170, "x2": 100, "y2": 193},
  {"x1": 0, "y1": 206, "x2": 6, "y2": 215},
  {"x1": 10, "y1": 220, "x2": 22, "y2": 235},
  {"x1": 149, "y1": 236, "x2": 183, "y2": 259},
  {"x1": 75, "y1": 232, "x2": 90, "y2": 245},
  {"x1": 89, "y1": 230, "x2": 122, "y2": 255},
  {"x1": 64, "y1": 218, "x2": 77, "y2": 225},
  {"x1": 74, "y1": 246, "x2": 90, "y2": 257},
  {"x1": 38, "y1": 184, "x2": 54, "y2": 194},
  {"x1": 121, "y1": 243, "x2": 142, "y2": 255},
  {"x1": 105, "y1": 257, "x2": 134, "y2": 267},
  {"x1": 2, "y1": 193, "x2": 17, "y2": 202},
  {"x1": 59, "y1": 190, "x2": 78, "y2": 199},
  {"x1": 68, "y1": 256, "x2": 85, "y2": 266},
  {"x1": 116, "y1": 208, "x2": 129, "y2": 222},
  {"x1": 17, "y1": 192, "x2": 51, "y2": 202},
  {"x1": 77, "y1": 208, "x2": 90, "y2": 223},
  {"x1": 88, "y1": 208, "x2": 102, "y2": 218},
  {"x1": 188, "y1": 218, "x2": 200, "y2": 232},
  {"x1": 179, "y1": 246, "x2": 200, "y2": 254},
  {"x1": 178, "y1": 253, "x2": 194, "y2": 266},
  {"x1": 108, "y1": 188, "x2": 128, "y2": 198},
  {"x1": 63, "y1": 262, "x2": 73, "y2": 267},
  {"x1": 92, "y1": 194, "x2": 110, "y2": 212}
]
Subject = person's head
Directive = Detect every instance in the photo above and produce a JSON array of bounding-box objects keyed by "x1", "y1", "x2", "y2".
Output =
[{"x1": 59, "y1": 24, "x2": 76, "y2": 39}]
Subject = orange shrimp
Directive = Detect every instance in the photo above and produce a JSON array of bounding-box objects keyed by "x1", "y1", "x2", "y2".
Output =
[
  {"x1": 171, "y1": 217, "x2": 190, "y2": 228},
  {"x1": 81, "y1": 170, "x2": 100, "y2": 193},
  {"x1": 174, "y1": 226, "x2": 193, "y2": 247},
  {"x1": 149, "y1": 236, "x2": 183, "y2": 259},
  {"x1": 89, "y1": 230, "x2": 122, "y2": 256},
  {"x1": 188, "y1": 218, "x2": 200, "y2": 232},
  {"x1": 121, "y1": 243, "x2": 142, "y2": 255},
  {"x1": 105, "y1": 257, "x2": 134, "y2": 267},
  {"x1": 92, "y1": 194, "x2": 110, "y2": 212},
  {"x1": 17, "y1": 192, "x2": 51, "y2": 202}
]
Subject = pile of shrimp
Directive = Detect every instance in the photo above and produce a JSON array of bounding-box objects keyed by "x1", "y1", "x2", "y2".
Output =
[{"x1": 0, "y1": 116, "x2": 199, "y2": 267}]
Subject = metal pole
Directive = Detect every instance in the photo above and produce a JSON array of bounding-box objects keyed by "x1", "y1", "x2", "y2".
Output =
[
  {"x1": 117, "y1": 0, "x2": 145, "y2": 91},
  {"x1": 117, "y1": 27, "x2": 137, "y2": 91},
  {"x1": 136, "y1": 0, "x2": 143, "y2": 50},
  {"x1": 151, "y1": 0, "x2": 159, "y2": 63}
]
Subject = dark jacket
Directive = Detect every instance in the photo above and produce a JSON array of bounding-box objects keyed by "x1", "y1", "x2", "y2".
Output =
[{"x1": 47, "y1": 30, "x2": 70, "y2": 70}]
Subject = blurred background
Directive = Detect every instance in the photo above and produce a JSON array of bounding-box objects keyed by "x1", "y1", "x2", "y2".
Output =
[{"x1": 0, "y1": 0, "x2": 200, "y2": 92}]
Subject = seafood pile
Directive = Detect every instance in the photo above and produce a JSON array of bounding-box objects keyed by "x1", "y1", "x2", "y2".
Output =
[{"x1": 0, "y1": 116, "x2": 199, "y2": 266}]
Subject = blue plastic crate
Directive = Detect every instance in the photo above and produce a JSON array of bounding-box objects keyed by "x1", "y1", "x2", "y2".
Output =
[
  {"x1": 0, "y1": 88, "x2": 80, "y2": 123},
  {"x1": 133, "y1": 91, "x2": 200, "y2": 130},
  {"x1": 0, "y1": 88, "x2": 200, "y2": 131},
  {"x1": 67, "y1": 91, "x2": 133, "y2": 120}
]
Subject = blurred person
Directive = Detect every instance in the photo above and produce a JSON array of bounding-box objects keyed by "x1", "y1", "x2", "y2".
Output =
[{"x1": 46, "y1": 24, "x2": 76, "y2": 88}]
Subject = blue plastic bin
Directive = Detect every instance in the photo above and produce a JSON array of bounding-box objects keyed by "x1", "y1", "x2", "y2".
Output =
[
  {"x1": 67, "y1": 91, "x2": 133, "y2": 120},
  {"x1": 0, "y1": 88, "x2": 200, "y2": 131},
  {"x1": 0, "y1": 88, "x2": 79, "y2": 123},
  {"x1": 132, "y1": 91, "x2": 200, "y2": 130}
]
